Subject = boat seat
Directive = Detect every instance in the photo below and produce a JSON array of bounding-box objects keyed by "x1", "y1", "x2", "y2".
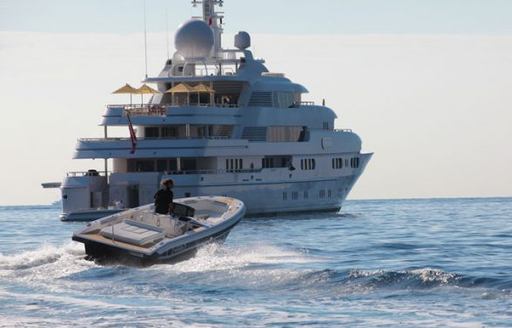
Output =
[{"x1": 100, "y1": 220, "x2": 165, "y2": 246}]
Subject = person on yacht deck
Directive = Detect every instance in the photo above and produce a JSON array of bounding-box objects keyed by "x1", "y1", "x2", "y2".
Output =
[{"x1": 154, "y1": 179, "x2": 174, "y2": 215}]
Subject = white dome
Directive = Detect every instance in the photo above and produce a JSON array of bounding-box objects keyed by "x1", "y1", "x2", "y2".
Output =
[
  {"x1": 235, "y1": 31, "x2": 251, "y2": 50},
  {"x1": 175, "y1": 20, "x2": 214, "y2": 59}
]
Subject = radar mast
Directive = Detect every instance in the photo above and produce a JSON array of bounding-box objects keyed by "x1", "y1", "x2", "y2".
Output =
[{"x1": 192, "y1": 0, "x2": 224, "y2": 56}]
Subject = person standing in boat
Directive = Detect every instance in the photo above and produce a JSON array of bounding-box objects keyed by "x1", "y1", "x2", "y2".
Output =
[{"x1": 154, "y1": 179, "x2": 174, "y2": 215}]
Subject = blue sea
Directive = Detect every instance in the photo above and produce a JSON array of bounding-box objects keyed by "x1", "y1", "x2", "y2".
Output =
[{"x1": 0, "y1": 198, "x2": 511, "y2": 327}]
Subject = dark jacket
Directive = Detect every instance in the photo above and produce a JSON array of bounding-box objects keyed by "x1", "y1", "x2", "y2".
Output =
[{"x1": 154, "y1": 188, "x2": 173, "y2": 215}]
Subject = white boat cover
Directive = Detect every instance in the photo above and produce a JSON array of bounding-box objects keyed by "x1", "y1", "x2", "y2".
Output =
[{"x1": 100, "y1": 220, "x2": 165, "y2": 246}]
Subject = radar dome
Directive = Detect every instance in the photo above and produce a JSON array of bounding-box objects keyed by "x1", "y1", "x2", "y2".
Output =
[
  {"x1": 235, "y1": 31, "x2": 251, "y2": 50},
  {"x1": 175, "y1": 20, "x2": 214, "y2": 59}
]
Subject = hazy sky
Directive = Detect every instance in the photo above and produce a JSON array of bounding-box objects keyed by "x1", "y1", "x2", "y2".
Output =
[{"x1": 1, "y1": 0, "x2": 511, "y2": 205}]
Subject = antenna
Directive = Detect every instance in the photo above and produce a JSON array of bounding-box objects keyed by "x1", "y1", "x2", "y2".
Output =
[
  {"x1": 143, "y1": 0, "x2": 148, "y2": 78},
  {"x1": 166, "y1": 8, "x2": 170, "y2": 60}
]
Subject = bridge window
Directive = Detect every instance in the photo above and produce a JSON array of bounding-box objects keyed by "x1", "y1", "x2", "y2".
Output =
[
  {"x1": 275, "y1": 92, "x2": 296, "y2": 108},
  {"x1": 267, "y1": 126, "x2": 304, "y2": 142}
]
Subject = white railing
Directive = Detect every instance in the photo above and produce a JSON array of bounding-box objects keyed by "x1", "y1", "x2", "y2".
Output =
[
  {"x1": 79, "y1": 136, "x2": 230, "y2": 142},
  {"x1": 66, "y1": 170, "x2": 110, "y2": 177},
  {"x1": 299, "y1": 101, "x2": 316, "y2": 106},
  {"x1": 334, "y1": 129, "x2": 353, "y2": 133},
  {"x1": 162, "y1": 168, "x2": 263, "y2": 176},
  {"x1": 168, "y1": 103, "x2": 239, "y2": 108}
]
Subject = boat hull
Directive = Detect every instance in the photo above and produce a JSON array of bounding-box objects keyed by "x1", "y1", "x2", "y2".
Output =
[
  {"x1": 73, "y1": 223, "x2": 234, "y2": 266},
  {"x1": 72, "y1": 197, "x2": 245, "y2": 266}
]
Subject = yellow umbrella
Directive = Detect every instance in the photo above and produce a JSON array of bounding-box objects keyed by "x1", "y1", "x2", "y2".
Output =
[
  {"x1": 165, "y1": 83, "x2": 194, "y2": 106},
  {"x1": 136, "y1": 83, "x2": 160, "y2": 106},
  {"x1": 191, "y1": 84, "x2": 215, "y2": 105},
  {"x1": 191, "y1": 83, "x2": 215, "y2": 93},
  {"x1": 165, "y1": 83, "x2": 194, "y2": 93},
  {"x1": 112, "y1": 83, "x2": 138, "y2": 105}
]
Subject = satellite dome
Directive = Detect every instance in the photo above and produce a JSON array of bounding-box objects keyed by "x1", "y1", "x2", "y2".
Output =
[
  {"x1": 235, "y1": 31, "x2": 251, "y2": 50},
  {"x1": 175, "y1": 20, "x2": 214, "y2": 59}
]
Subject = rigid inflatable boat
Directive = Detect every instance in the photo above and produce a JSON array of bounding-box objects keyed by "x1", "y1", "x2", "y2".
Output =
[{"x1": 72, "y1": 196, "x2": 245, "y2": 265}]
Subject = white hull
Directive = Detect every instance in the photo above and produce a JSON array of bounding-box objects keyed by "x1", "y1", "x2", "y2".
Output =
[
  {"x1": 72, "y1": 196, "x2": 246, "y2": 265},
  {"x1": 62, "y1": 154, "x2": 371, "y2": 221}
]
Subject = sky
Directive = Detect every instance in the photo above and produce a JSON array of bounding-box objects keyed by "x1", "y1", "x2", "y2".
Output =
[{"x1": 0, "y1": 0, "x2": 511, "y2": 205}]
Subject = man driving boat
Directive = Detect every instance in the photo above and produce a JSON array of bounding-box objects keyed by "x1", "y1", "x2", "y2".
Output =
[{"x1": 154, "y1": 179, "x2": 174, "y2": 215}]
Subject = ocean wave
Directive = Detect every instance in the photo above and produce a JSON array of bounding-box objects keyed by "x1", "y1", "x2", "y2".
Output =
[
  {"x1": 291, "y1": 267, "x2": 512, "y2": 293},
  {"x1": 158, "y1": 242, "x2": 319, "y2": 274},
  {"x1": 0, "y1": 242, "x2": 94, "y2": 283}
]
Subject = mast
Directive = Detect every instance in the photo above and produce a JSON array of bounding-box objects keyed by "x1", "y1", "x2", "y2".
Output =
[{"x1": 192, "y1": 0, "x2": 224, "y2": 55}]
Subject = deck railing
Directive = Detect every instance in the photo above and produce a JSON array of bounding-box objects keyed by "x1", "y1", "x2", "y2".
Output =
[
  {"x1": 66, "y1": 170, "x2": 111, "y2": 177},
  {"x1": 298, "y1": 101, "x2": 316, "y2": 106},
  {"x1": 108, "y1": 104, "x2": 239, "y2": 117},
  {"x1": 79, "y1": 136, "x2": 231, "y2": 142},
  {"x1": 161, "y1": 168, "x2": 263, "y2": 175}
]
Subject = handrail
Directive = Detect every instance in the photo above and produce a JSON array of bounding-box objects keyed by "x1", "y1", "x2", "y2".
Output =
[
  {"x1": 108, "y1": 103, "x2": 239, "y2": 113},
  {"x1": 79, "y1": 136, "x2": 231, "y2": 142},
  {"x1": 334, "y1": 129, "x2": 353, "y2": 133},
  {"x1": 169, "y1": 103, "x2": 239, "y2": 108},
  {"x1": 66, "y1": 171, "x2": 111, "y2": 177},
  {"x1": 162, "y1": 168, "x2": 263, "y2": 175}
]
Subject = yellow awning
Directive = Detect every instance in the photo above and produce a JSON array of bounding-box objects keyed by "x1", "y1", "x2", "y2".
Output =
[
  {"x1": 165, "y1": 83, "x2": 194, "y2": 94},
  {"x1": 191, "y1": 83, "x2": 215, "y2": 93},
  {"x1": 112, "y1": 83, "x2": 138, "y2": 94},
  {"x1": 136, "y1": 83, "x2": 160, "y2": 94}
]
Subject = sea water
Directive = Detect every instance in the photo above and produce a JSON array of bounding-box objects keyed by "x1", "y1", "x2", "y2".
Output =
[{"x1": 0, "y1": 198, "x2": 511, "y2": 327}]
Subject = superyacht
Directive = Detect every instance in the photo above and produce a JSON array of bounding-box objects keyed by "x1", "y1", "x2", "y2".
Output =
[{"x1": 45, "y1": 0, "x2": 373, "y2": 221}]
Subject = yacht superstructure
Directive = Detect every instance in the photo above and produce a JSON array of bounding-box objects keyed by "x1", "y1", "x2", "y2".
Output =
[{"x1": 52, "y1": 0, "x2": 372, "y2": 220}]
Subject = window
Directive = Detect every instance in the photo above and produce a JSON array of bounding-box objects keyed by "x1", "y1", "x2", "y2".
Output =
[
  {"x1": 323, "y1": 122, "x2": 330, "y2": 130},
  {"x1": 319, "y1": 190, "x2": 326, "y2": 199},
  {"x1": 157, "y1": 160, "x2": 168, "y2": 172},
  {"x1": 182, "y1": 158, "x2": 197, "y2": 171},
  {"x1": 274, "y1": 92, "x2": 296, "y2": 108},
  {"x1": 292, "y1": 192, "x2": 299, "y2": 200},
  {"x1": 328, "y1": 190, "x2": 332, "y2": 198},
  {"x1": 267, "y1": 126, "x2": 303, "y2": 142},
  {"x1": 145, "y1": 127, "x2": 159, "y2": 138},
  {"x1": 262, "y1": 156, "x2": 292, "y2": 169},
  {"x1": 350, "y1": 157, "x2": 361, "y2": 168},
  {"x1": 283, "y1": 192, "x2": 288, "y2": 201},
  {"x1": 301, "y1": 158, "x2": 316, "y2": 171},
  {"x1": 304, "y1": 191, "x2": 309, "y2": 199},
  {"x1": 161, "y1": 127, "x2": 177, "y2": 138},
  {"x1": 226, "y1": 158, "x2": 243, "y2": 172},
  {"x1": 332, "y1": 158, "x2": 344, "y2": 169},
  {"x1": 134, "y1": 160, "x2": 155, "y2": 172}
]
